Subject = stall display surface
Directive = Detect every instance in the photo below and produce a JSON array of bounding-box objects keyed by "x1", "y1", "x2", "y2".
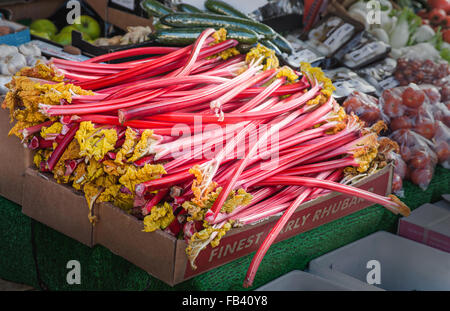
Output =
[{"x1": 0, "y1": 166, "x2": 448, "y2": 290}]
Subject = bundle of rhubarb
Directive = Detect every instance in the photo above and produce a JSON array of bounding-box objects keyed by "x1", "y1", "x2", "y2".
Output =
[{"x1": 1, "y1": 28, "x2": 410, "y2": 287}]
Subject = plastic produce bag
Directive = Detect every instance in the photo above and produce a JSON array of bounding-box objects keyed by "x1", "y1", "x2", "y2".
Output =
[
  {"x1": 357, "y1": 57, "x2": 398, "y2": 96},
  {"x1": 342, "y1": 91, "x2": 384, "y2": 126},
  {"x1": 325, "y1": 67, "x2": 376, "y2": 99},
  {"x1": 435, "y1": 75, "x2": 450, "y2": 102},
  {"x1": 341, "y1": 32, "x2": 390, "y2": 70},
  {"x1": 395, "y1": 58, "x2": 450, "y2": 86},
  {"x1": 377, "y1": 137, "x2": 407, "y2": 196},
  {"x1": 380, "y1": 84, "x2": 436, "y2": 139},
  {"x1": 390, "y1": 129, "x2": 438, "y2": 190},
  {"x1": 304, "y1": 15, "x2": 359, "y2": 57},
  {"x1": 285, "y1": 32, "x2": 325, "y2": 67},
  {"x1": 431, "y1": 102, "x2": 450, "y2": 128},
  {"x1": 433, "y1": 121, "x2": 450, "y2": 169}
]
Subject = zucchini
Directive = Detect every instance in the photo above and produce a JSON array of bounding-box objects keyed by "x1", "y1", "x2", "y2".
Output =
[
  {"x1": 160, "y1": 13, "x2": 276, "y2": 39},
  {"x1": 152, "y1": 27, "x2": 258, "y2": 46},
  {"x1": 141, "y1": 0, "x2": 173, "y2": 17},
  {"x1": 236, "y1": 43, "x2": 255, "y2": 54},
  {"x1": 260, "y1": 40, "x2": 283, "y2": 57},
  {"x1": 202, "y1": 1, "x2": 293, "y2": 55},
  {"x1": 270, "y1": 34, "x2": 293, "y2": 55},
  {"x1": 204, "y1": 0, "x2": 249, "y2": 19},
  {"x1": 176, "y1": 3, "x2": 203, "y2": 13},
  {"x1": 154, "y1": 20, "x2": 172, "y2": 30}
]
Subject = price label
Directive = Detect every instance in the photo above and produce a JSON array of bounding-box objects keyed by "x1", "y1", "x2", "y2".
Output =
[
  {"x1": 349, "y1": 42, "x2": 378, "y2": 62},
  {"x1": 111, "y1": 0, "x2": 135, "y2": 11},
  {"x1": 30, "y1": 40, "x2": 90, "y2": 62},
  {"x1": 378, "y1": 76, "x2": 399, "y2": 90},
  {"x1": 287, "y1": 49, "x2": 321, "y2": 67},
  {"x1": 323, "y1": 23, "x2": 354, "y2": 49}
]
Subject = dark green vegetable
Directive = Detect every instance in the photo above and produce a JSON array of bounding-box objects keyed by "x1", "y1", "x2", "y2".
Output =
[
  {"x1": 269, "y1": 34, "x2": 293, "y2": 55},
  {"x1": 236, "y1": 43, "x2": 255, "y2": 54},
  {"x1": 141, "y1": 0, "x2": 173, "y2": 17},
  {"x1": 159, "y1": 13, "x2": 276, "y2": 39},
  {"x1": 260, "y1": 40, "x2": 283, "y2": 57},
  {"x1": 204, "y1": 0, "x2": 249, "y2": 19},
  {"x1": 200, "y1": 1, "x2": 292, "y2": 55},
  {"x1": 154, "y1": 20, "x2": 172, "y2": 30},
  {"x1": 176, "y1": 3, "x2": 203, "y2": 13},
  {"x1": 151, "y1": 27, "x2": 258, "y2": 46}
]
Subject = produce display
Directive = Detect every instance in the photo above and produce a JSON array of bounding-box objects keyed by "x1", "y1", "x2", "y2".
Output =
[
  {"x1": 0, "y1": 0, "x2": 449, "y2": 290},
  {"x1": 0, "y1": 43, "x2": 46, "y2": 95},
  {"x1": 1, "y1": 27, "x2": 411, "y2": 287},
  {"x1": 30, "y1": 16, "x2": 101, "y2": 45},
  {"x1": 93, "y1": 26, "x2": 153, "y2": 46}
]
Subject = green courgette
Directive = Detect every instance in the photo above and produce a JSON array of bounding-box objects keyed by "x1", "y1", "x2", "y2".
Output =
[
  {"x1": 159, "y1": 13, "x2": 276, "y2": 39},
  {"x1": 151, "y1": 27, "x2": 258, "y2": 46},
  {"x1": 204, "y1": 0, "x2": 249, "y2": 19},
  {"x1": 236, "y1": 43, "x2": 255, "y2": 54},
  {"x1": 260, "y1": 40, "x2": 283, "y2": 57},
  {"x1": 141, "y1": 0, "x2": 174, "y2": 17},
  {"x1": 153, "y1": 20, "x2": 172, "y2": 30},
  {"x1": 201, "y1": 1, "x2": 293, "y2": 55},
  {"x1": 176, "y1": 3, "x2": 203, "y2": 13},
  {"x1": 270, "y1": 34, "x2": 293, "y2": 55}
]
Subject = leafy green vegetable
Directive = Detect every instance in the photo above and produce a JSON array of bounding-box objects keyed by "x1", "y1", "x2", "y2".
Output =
[
  {"x1": 430, "y1": 27, "x2": 443, "y2": 51},
  {"x1": 440, "y1": 48, "x2": 450, "y2": 62}
]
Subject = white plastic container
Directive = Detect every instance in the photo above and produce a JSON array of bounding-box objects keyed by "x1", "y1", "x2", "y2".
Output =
[
  {"x1": 309, "y1": 231, "x2": 450, "y2": 291},
  {"x1": 256, "y1": 270, "x2": 350, "y2": 291}
]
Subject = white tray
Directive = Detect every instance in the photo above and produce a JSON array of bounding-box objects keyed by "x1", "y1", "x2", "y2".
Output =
[
  {"x1": 256, "y1": 270, "x2": 350, "y2": 291},
  {"x1": 309, "y1": 231, "x2": 450, "y2": 291}
]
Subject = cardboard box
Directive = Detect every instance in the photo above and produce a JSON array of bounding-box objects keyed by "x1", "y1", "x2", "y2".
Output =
[
  {"x1": 22, "y1": 168, "x2": 96, "y2": 247},
  {"x1": 86, "y1": 0, "x2": 153, "y2": 31},
  {"x1": 0, "y1": 0, "x2": 66, "y2": 21},
  {"x1": 94, "y1": 164, "x2": 393, "y2": 286},
  {"x1": 0, "y1": 109, "x2": 33, "y2": 205},
  {"x1": 70, "y1": 29, "x2": 154, "y2": 59},
  {"x1": 398, "y1": 200, "x2": 450, "y2": 253},
  {"x1": 0, "y1": 18, "x2": 30, "y2": 46},
  {"x1": 2, "y1": 0, "x2": 154, "y2": 54}
]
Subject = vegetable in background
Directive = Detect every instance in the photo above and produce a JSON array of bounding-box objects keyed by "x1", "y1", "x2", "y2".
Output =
[
  {"x1": 159, "y1": 12, "x2": 276, "y2": 39},
  {"x1": 141, "y1": 0, "x2": 174, "y2": 17},
  {"x1": 390, "y1": 8, "x2": 422, "y2": 47},
  {"x1": 428, "y1": 0, "x2": 450, "y2": 14}
]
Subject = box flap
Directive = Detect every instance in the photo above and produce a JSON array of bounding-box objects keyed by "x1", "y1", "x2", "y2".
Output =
[
  {"x1": 22, "y1": 168, "x2": 94, "y2": 247},
  {"x1": 95, "y1": 202, "x2": 177, "y2": 285}
]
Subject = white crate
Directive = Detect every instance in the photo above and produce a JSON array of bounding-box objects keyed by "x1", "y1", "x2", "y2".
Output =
[
  {"x1": 309, "y1": 231, "x2": 450, "y2": 291},
  {"x1": 256, "y1": 270, "x2": 350, "y2": 291}
]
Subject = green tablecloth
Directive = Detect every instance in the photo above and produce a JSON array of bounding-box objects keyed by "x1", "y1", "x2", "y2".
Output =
[{"x1": 0, "y1": 166, "x2": 449, "y2": 290}]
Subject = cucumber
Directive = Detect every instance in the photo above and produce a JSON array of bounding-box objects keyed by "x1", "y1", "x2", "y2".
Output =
[
  {"x1": 260, "y1": 40, "x2": 283, "y2": 57},
  {"x1": 160, "y1": 13, "x2": 276, "y2": 39},
  {"x1": 203, "y1": 1, "x2": 293, "y2": 55},
  {"x1": 141, "y1": 0, "x2": 174, "y2": 17},
  {"x1": 154, "y1": 20, "x2": 172, "y2": 30},
  {"x1": 152, "y1": 27, "x2": 258, "y2": 46},
  {"x1": 236, "y1": 43, "x2": 255, "y2": 54},
  {"x1": 204, "y1": 0, "x2": 249, "y2": 19},
  {"x1": 176, "y1": 3, "x2": 203, "y2": 13},
  {"x1": 270, "y1": 34, "x2": 293, "y2": 55}
]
